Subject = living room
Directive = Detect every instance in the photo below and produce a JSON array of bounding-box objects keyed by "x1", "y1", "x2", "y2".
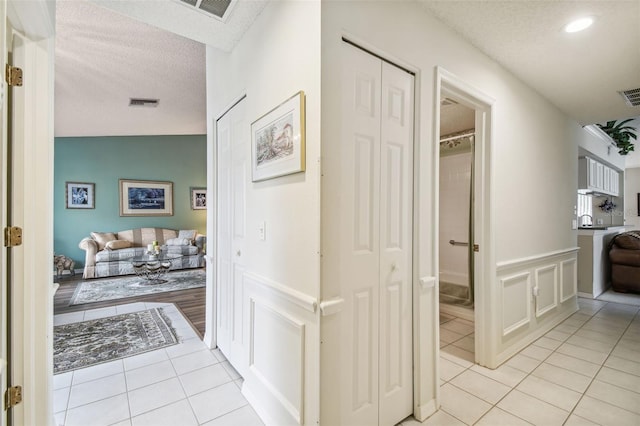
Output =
[{"x1": 50, "y1": 2, "x2": 238, "y2": 424}]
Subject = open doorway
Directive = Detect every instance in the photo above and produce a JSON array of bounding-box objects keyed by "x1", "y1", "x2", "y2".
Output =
[
  {"x1": 438, "y1": 97, "x2": 477, "y2": 363},
  {"x1": 436, "y1": 68, "x2": 493, "y2": 367}
]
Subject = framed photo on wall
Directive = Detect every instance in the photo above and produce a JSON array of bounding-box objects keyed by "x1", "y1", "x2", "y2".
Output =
[
  {"x1": 191, "y1": 187, "x2": 207, "y2": 210},
  {"x1": 119, "y1": 179, "x2": 173, "y2": 216},
  {"x1": 251, "y1": 91, "x2": 306, "y2": 182},
  {"x1": 66, "y1": 182, "x2": 95, "y2": 209}
]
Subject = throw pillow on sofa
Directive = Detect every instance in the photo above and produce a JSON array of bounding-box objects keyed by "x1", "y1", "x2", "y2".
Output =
[
  {"x1": 90, "y1": 232, "x2": 117, "y2": 251},
  {"x1": 166, "y1": 237, "x2": 193, "y2": 246},
  {"x1": 104, "y1": 240, "x2": 133, "y2": 250},
  {"x1": 178, "y1": 230, "x2": 197, "y2": 242}
]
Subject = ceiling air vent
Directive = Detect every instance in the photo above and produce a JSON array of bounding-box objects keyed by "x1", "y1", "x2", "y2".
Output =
[
  {"x1": 619, "y1": 88, "x2": 640, "y2": 107},
  {"x1": 177, "y1": 0, "x2": 234, "y2": 20},
  {"x1": 129, "y1": 98, "x2": 159, "y2": 108}
]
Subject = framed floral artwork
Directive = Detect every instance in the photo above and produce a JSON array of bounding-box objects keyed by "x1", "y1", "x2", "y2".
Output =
[{"x1": 66, "y1": 182, "x2": 95, "y2": 209}]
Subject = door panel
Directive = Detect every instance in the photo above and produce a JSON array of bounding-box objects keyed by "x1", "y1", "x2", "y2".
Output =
[
  {"x1": 216, "y1": 98, "x2": 248, "y2": 376},
  {"x1": 378, "y1": 61, "x2": 414, "y2": 426},
  {"x1": 216, "y1": 113, "x2": 231, "y2": 351},
  {"x1": 339, "y1": 42, "x2": 414, "y2": 426},
  {"x1": 341, "y1": 43, "x2": 381, "y2": 426}
]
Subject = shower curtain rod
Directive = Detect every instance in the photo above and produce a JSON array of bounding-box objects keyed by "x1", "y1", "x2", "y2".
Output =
[{"x1": 440, "y1": 131, "x2": 475, "y2": 143}]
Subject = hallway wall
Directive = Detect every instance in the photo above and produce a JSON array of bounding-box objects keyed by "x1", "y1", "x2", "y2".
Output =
[{"x1": 206, "y1": 1, "x2": 321, "y2": 424}]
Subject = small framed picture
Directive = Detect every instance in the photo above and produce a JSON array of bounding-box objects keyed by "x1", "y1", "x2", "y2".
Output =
[
  {"x1": 66, "y1": 182, "x2": 95, "y2": 209},
  {"x1": 191, "y1": 188, "x2": 207, "y2": 210}
]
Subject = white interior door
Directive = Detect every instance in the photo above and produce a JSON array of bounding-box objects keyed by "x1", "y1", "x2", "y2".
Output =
[
  {"x1": 216, "y1": 98, "x2": 248, "y2": 376},
  {"x1": 339, "y1": 42, "x2": 414, "y2": 426},
  {"x1": 378, "y1": 60, "x2": 414, "y2": 426}
]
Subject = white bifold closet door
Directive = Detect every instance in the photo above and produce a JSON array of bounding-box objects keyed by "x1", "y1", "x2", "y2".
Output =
[
  {"x1": 216, "y1": 98, "x2": 248, "y2": 377},
  {"x1": 339, "y1": 42, "x2": 414, "y2": 426}
]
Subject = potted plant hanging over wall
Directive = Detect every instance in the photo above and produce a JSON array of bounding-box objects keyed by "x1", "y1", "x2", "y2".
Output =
[{"x1": 597, "y1": 118, "x2": 638, "y2": 155}]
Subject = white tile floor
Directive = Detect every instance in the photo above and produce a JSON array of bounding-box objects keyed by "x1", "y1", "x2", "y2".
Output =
[
  {"x1": 56, "y1": 297, "x2": 640, "y2": 426},
  {"x1": 53, "y1": 302, "x2": 264, "y2": 426},
  {"x1": 400, "y1": 297, "x2": 640, "y2": 426}
]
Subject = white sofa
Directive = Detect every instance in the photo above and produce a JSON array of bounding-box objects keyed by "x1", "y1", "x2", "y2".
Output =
[{"x1": 79, "y1": 227, "x2": 205, "y2": 279}]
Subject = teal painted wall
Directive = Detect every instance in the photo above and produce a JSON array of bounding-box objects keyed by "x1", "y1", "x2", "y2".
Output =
[{"x1": 54, "y1": 135, "x2": 206, "y2": 267}]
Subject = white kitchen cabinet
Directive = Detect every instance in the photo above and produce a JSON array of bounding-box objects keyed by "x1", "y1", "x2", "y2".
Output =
[
  {"x1": 602, "y1": 164, "x2": 611, "y2": 193},
  {"x1": 610, "y1": 169, "x2": 619, "y2": 196},
  {"x1": 579, "y1": 156, "x2": 620, "y2": 196},
  {"x1": 596, "y1": 162, "x2": 604, "y2": 190},
  {"x1": 588, "y1": 157, "x2": 599, "y2": 189}
]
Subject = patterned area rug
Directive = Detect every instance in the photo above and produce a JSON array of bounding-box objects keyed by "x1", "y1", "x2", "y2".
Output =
[
  {"x1": 70, "y1": 269, "x2": 205, "y2": 305},
  {"x1": 54, "y1": 308, "x2": 178, "y2": 374}
]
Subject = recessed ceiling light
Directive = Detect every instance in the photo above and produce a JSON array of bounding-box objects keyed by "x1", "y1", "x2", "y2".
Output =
[{"x1": 564, "y1": 17, "x2": 594, "y2": 33}]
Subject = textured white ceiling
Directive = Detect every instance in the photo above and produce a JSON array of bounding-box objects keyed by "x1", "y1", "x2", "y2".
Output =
[
  {"x1": 57, "y1": 0, "x2": 639, "y2": 137},
  {"x1": 55, "y1": 0, "x2": 266, "y2": 137},
  {"x1": 90, "y1": 0, "x2": 268, "y2": 51},
  {"x1": 420, "y1": 0, "x2": 640, "y2": 126}
]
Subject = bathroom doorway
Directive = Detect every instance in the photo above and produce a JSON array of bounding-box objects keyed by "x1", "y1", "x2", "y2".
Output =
[
  {"x1": 436, "y1": 69, "x2": 493, "y2": 367},
  {"x1": 438, "y1": 97, "x2": 476, "y2": 362},
  {"x1": 439, "y1": 99, "x2": 475, "y2": 315}
]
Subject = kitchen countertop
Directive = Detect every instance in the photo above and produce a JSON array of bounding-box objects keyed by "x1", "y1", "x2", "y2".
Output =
[{"x1": 577, "y1": 225, "x2": 628, "y2": 235}]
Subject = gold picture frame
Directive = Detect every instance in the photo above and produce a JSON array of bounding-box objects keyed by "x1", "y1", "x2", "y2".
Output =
[
  {"x1": 119, "y1": 179, "x2": 173, "y2": 216},
  {"x1": 251, "y1": 91, "x2": 306, "y2": 182}
]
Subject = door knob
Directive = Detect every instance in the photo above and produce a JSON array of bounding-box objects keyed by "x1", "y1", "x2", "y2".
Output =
[{"x1": 236, "y1": 250, "x2": 241, "y2": 257}]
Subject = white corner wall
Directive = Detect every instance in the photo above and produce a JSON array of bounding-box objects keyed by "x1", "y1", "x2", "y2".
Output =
[
  {"x1": 205, "y1": 1, "x2": 321, "y2": 425},
  {"x1": 321, "y1": 1, "x2": 580, "y2": 420}
]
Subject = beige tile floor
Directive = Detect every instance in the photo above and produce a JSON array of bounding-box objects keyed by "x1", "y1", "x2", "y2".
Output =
[
  {"x1": 53, "y1": 302, "x2": 264, "y2": 426},
  {"x1": 56, "y1": 297, "x2": 640, "y2": 426},
  {"x1": 401, "y1": 297, "x2": 640, "y2": 426}
]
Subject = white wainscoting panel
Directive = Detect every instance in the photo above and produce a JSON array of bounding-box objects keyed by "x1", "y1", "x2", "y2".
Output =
[
  {"x1": 249, "y1": 298, "x2": 304, "y2": 424},
  {"x1": 240, "y1": 272, "x2": 318, "y2": 426},
  {"x1": 535, "y1": 264, "x2": 557, "y2": 318},
  {"x1": 560, "y1": 258, "x2": 577, "y2": 302},
  {"x1": 501, "y1": 272, "x2": 531, "y2": 337},
  {"x1": 494, "y1": 247, "x2": 579, "y2": 366}
]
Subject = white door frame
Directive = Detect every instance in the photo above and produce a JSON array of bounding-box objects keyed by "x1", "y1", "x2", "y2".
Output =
[
  {"x1": 2, "y1": 1, "x2": 55, "y2": 424},
  {"x1": 435, "y1": 67, "x2": 495, "y2": 368}
]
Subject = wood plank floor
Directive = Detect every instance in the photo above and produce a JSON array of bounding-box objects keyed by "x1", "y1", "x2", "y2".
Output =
[{"x1": 54, "y1": 271, "x2": 206, "y2": 338}]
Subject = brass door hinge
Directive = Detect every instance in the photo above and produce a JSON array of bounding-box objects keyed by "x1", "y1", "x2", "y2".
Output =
[
  {"x1": 5, "y1": 64, "x2": 23, "y2": 87},
  {"x1": 473, "y1": 244, "x2": 479, "y2": 252},
  {"x1": 5, "y1": 385, "x2": 22, "y2": 410},
  {"x1": 4, "y1": 226, "x2": 22, "y2": 247}
]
